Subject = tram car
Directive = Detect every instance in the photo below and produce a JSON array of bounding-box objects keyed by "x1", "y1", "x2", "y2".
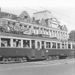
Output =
[{"x1": 0, "y1": 9, "x2": 75, "y2": 63}]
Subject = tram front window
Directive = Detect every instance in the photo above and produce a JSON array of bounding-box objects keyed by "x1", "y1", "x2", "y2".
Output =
[
  {"x1": 1, "y1": 38, "x2": 10, "y2": 47},
  {"x1": 23, "y1": 40, "x2": 30, "y2": 48},
  {"x1": 13, "y1": 39, "x2": 21, "y2": 47}
]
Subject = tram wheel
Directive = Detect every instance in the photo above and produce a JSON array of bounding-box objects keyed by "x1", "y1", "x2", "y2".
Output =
[{"x1": 2, "y1": 58, "x2": 9, "y2": 64}]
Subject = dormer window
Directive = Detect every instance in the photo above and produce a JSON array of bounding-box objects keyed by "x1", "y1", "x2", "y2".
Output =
[
  {"x1": 8, "y1": 14, "x2": 11, "y2": 18},
  {"x1": 29, "y1": 26, "x2": 31, "y2": 28},
  {"x1": 24, "y1": 25, "x2": 27, "y2": 27},
  {"x1": 24, "y1": 16, "x2": 28, "y2": 19}
]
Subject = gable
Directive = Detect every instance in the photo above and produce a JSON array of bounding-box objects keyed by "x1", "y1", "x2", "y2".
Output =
[{"x1": 19, "y1": 11, "x2": 32, "y2": 23}]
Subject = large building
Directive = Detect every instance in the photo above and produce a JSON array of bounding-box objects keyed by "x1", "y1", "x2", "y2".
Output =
[{"x1": 0, "y1": 8, "x2": 69, "y2": 41}]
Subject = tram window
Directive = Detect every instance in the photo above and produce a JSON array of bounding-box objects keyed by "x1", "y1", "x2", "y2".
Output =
[
  {"x1": 68, "y1": 44, "x2": 71, "y2": 49},
  {"x1": 23, "y1": 40, "x2": 30, "y2": 48},
  {"x1": 1, "y1": 38, "x2": 10, "y2": 47},
  {"x1": 62, "y1": 44, "x2": 64, "y2": 49},
  {"x1": 37, "y1": 41, "x2": 40, "y2": 49},
  {"x1": 65, "y1": 44, "x2": 67, "y2": 49},
  {"x1": 41, "y1": 41, "x2": 44, "y2": 49},
  {"x1": 31, "y1": 40, "x2": 35, "y2": 49},
  {"x1": 13, "y1": 39, "x2": 21, "y2": 47},
  {"x1": 52, "y1": 42, "x2": 56, "y2": 49},
  {"x1": 57, "y1": 43, "x2": 60, "y2": 49},
  {"x1": 46, "y1": 42, "x2": 51, "y2": 48},
  {"x1": 72, "y1": 44, "x2": 75, "y2": 49}
]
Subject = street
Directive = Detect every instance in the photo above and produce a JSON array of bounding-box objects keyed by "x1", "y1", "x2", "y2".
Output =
[{"x1": 0, "y1": 59, "x2": 75, "y2": 75}]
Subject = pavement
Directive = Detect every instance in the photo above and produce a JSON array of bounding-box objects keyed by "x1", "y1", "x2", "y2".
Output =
[{"x1": 0, "y1": 59, "x2": 75, "y2": 75}]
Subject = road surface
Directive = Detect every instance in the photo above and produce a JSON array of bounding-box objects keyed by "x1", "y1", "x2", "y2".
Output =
[{"x1": 0, "y1": 59, "x2": 75, "y2": 75}]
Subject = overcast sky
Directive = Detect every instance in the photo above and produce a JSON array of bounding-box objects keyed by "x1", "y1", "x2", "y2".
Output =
[{"x1": 0, "y1": 0, "x2": 75, "y2": 33}]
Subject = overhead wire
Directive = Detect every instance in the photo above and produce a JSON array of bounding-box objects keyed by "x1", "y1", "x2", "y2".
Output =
[{"x1": 23, "y1": 6, "x2": 75, "y2": 26}]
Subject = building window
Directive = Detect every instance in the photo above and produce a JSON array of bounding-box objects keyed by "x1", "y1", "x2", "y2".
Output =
[
  {"x1": 46, "y1": 42, "x2": 51, "y2": 48},
  {"x1": 23, "y1": 40, "x2": 30, "y2": 48},
  {"x1": 24, "y1": 25, "x2": 27, "y2": 28},
  {"x1": 1, "y1": 38, "x2": 10, "y2": 47},
  {"x1": 29, "y1": 26, "x2": 31, "y2": 28},
  {"x1": 24, "y1": 16, "x2": 28, "y2": 19}
]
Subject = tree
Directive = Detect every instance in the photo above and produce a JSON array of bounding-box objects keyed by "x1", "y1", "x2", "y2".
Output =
[{"x1": 69, "y1": 30, "x2": 75, "y2": 41}]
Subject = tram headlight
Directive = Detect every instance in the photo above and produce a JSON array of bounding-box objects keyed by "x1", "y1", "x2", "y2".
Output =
[{"x1": 46, "y1": 50, "x2": 48, "y2": 52}]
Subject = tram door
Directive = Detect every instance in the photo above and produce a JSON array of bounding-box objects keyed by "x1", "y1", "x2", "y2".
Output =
[
  {"x1": 41, "y1": 41, "x2": 45, "y2": 57},
  {"x1": 31, "y1": 40, "x2": 35, "y2": 57}
]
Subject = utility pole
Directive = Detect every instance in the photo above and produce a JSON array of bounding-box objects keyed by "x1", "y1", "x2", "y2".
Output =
[{"x1": 0, "y1": 7, "x2": 1, "y2": 18}]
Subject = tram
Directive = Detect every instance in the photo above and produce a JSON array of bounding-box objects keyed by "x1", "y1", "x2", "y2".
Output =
[
  {"x1": 0, "y1": 32, "x2": 75, "y2": 63},
  {"x1": 0, "y1": 9, "x2": 75, "y2": 63}
]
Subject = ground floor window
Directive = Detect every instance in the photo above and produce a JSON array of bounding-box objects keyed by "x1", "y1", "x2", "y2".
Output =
[{"x1": 1, "y1": 38, "x2": 10, "y2": 47}]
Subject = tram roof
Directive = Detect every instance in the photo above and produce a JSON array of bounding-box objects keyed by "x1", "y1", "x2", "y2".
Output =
[{"x1": 0, "y1": 32, "x2": 60, "y2": 42}]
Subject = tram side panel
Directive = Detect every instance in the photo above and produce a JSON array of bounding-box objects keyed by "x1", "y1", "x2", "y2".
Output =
[
  {"x1": 0, "y1": 48, "x2": 32, "y2": 59},
  {"x1": 0, "y1": 48, "x2": 46, "y2": 60},
  {"x1": 44, "y1": 49, "x2": 75, "y2": 59}
]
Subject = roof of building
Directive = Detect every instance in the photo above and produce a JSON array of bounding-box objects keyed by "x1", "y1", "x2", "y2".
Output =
[
  {"x1": 0, "y1": 9, "x2": 68, "y2": 31},
  {"x1": 33, "y1": 10, "x2": 51, "y2": 14}
]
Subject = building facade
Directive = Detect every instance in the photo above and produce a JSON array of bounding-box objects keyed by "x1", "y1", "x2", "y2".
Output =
[{"x1": 0, "y1": 9, "x2": 69, "y2": 41}]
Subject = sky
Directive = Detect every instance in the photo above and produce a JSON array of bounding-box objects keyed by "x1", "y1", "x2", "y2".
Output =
[{"x1": 0, "y1": 0, "x2": 75, "y2": 33}]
